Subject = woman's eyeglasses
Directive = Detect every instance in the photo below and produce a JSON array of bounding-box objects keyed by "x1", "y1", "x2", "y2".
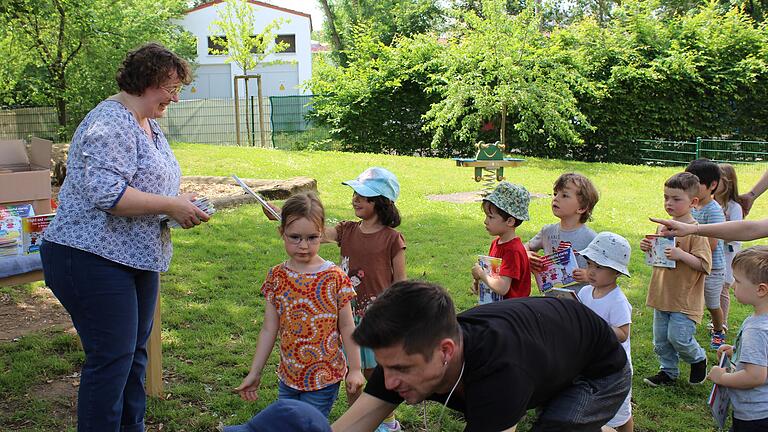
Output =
[
  {"x1": 284, "y1": 234, "x2": 322, "y2": 245},
  {"x1": 160, "y1": 84, "x2": 184, "y2": 96}
]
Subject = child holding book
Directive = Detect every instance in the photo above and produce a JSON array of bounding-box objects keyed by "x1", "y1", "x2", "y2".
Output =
[
  {"x1": 471, "y1": 182, "x2": 531, "y2": 299},
  {"x1": 323, "y1": 167, "x2": 406, "y2": 432},
  {"x1": 641, "y1": 172, "x2": 712, "y2": 387},
  {"x1": 686, "y1": 158, "x2": 728, "y2": 349},
  {"x1": 708, "y1": 246, "x2": 768, "y2": 431},
  {"x1": 526, "y1": 173, "x2": 600, "y2": 293},
  {"x1": 714, "y1": 163, "x2": 744, "y2": 335},
  {"x1": 577, "y1": 232, "x2": 633, "y2": 432},
  {"x1": 234, "y1": 192, "x2": 364, "y2": 417}
]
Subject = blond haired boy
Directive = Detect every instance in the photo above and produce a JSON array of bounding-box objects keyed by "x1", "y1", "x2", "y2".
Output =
[
  {"x1": 708, "y1": 246, "x2": 768, "y2": 431},
  {"x1": 526, "y1": 173, "x2": 599, "y2": 293},
  {"x1": 641, "y1": 172, "x2": 712, "y2": 386}
]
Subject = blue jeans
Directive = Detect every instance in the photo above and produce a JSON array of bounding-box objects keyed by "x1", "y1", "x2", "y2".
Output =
[
  {"x1": 277, "y1": 380, "x2": 340, "y2": 418},
  {"x1": 40, "y1": 241, "x2": 158, "y2": 432},
  {"x1": 652, "y1": 309, "x2": 705, "y2": 379}
]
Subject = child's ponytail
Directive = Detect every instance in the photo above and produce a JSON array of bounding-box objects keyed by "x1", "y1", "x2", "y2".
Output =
[{"x1": 368, "y1": 196, "x2": 401, "y2": 228}]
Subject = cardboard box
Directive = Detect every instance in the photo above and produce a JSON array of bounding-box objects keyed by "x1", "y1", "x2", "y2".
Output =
[{"x1": 0, "y1": 138, "x2": 53, "y2": 215}]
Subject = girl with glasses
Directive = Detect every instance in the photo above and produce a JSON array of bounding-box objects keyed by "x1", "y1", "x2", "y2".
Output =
[{"x1": 233, "y1": 192, "x2": 364, "y2": 418}]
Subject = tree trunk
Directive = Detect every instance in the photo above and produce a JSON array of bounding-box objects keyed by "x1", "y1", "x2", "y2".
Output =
[{"x1": 318, "y1": 0, "x2": 347, "y2": 66}]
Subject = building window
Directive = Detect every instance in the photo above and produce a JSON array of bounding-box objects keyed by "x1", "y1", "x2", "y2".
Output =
[
  {"x1": 275, "y1": 34, "x2": 296, "y2": 53},
  {"x1": 249, "y1": 35, "x2": 265, "y2": 54},
  {"x1": 208, "y1": 36, "x2": 227, "y2": 55}
]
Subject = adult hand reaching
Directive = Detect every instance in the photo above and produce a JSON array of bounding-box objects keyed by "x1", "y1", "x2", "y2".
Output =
[{"x1": 648, "y1": 218, "x2": 697, "y2": 238}]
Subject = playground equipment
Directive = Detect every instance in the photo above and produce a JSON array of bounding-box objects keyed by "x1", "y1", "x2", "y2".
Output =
[{"x1": 454, "y1": 141, "x2": 525, "y2": 193}]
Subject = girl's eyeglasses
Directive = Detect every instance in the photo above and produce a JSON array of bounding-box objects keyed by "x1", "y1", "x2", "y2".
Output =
[{"x1": 284, "y1": 234, "x2": 322, "y2": 245}]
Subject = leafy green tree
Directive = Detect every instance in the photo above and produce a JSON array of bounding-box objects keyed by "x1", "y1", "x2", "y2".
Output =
[
  {"x1": 426, "y1": 0, "x2": 595, "y2": 152},
  {"x1": 208, "y1": 0, "x2": 288, "y2": 76},
  {"x1": 0, "y1": 0, "x2": 194, "y2": 138},
  {"x1": 319, "y1": 0, "x2": 444, "y2": 66}
]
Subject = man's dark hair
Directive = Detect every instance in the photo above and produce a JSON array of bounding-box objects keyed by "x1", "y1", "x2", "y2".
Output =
[
  {"x1": 685, "y1": 158, "x2": 720, "y2": 191},
  {"x1": 353, "y1": 280, "x2": 459, "y2": 360},
  {"x1": 116, "y1": 42, "x2": 192, "y2": 95}
]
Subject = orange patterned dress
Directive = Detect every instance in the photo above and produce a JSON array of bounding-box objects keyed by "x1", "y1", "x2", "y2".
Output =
[{"x1": 261, "y1": 261, "x2": 356, "y2": 391}]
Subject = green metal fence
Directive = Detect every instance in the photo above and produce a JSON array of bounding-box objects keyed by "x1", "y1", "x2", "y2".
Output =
[
  {"x1": 638, "y1": 137, "x2": 768, "y2": 172},
  {"x1": 269, "y1": 95, "x2": 332, "y2": 150}
]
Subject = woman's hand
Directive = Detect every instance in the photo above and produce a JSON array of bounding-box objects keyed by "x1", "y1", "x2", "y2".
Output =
[
  {"x1": 234, "y1": 371, "x2": 262, "y2": 401},
  {"x1": 168, "y1": 193, "x2": 210, "y2": 229}
]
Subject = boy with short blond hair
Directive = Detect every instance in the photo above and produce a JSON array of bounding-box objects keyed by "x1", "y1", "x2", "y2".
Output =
[
  {"x1": 708, "y1": 246, "x2": 768, "y2": 431},
  {"x1": 686, "y1": 158, "x2": 728, "y2": 349},
  {"x1": 526, "y1": 173, "x2": 599, "y2": 293},
  {"x1": 641, "y1": 172, "x2": 713, "y2": 387}
]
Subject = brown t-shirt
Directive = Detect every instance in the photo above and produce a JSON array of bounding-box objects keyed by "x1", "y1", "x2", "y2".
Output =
[
  {"x1": 335, "y1": 220, "x2": 406, "y2": 319},
  {"x1": 645, "y1": 233, "x2": 712, "y2": 323}
]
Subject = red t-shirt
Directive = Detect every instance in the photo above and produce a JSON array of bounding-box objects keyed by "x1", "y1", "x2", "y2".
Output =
[{"x1": 489, "y1": 236, "x2": 531, "y2": 299}]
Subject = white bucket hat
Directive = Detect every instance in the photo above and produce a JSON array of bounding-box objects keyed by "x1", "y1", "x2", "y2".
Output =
[{"x1": 577, "y1": 232, "x2": 631, "y2": 277}]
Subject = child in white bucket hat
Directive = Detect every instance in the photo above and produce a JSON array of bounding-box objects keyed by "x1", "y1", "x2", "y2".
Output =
[{"x1": 576, "y1": 232, "x2": 634, "y2": 432}]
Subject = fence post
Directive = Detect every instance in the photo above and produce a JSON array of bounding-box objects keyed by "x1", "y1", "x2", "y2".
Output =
[{"x1": 695, "y1": 137, "x2": 701, "y2": 159}]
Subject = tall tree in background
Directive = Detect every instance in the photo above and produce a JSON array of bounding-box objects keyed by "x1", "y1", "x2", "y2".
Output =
[
  {"x1": 209, "y1": 0, "x2": 288, "y2": 146},
  {"x1": 0, "y1": 0, "x2": 194, "y2": 138},
  {"x1": 318, "y1": 0, "x2": 444, "y2": 66}
]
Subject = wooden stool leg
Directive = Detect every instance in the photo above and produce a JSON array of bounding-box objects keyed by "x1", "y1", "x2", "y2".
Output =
[{"x1": 145, "y1": 290, "x2": 163, "y2": 397}]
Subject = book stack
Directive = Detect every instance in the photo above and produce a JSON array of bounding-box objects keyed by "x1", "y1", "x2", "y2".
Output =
[
  {"x1": 161, "y1": 197, "x2": 215, "y2": 228},
  {"x1": 0, "y1": 204, "x2": 34, "y2": 258}
]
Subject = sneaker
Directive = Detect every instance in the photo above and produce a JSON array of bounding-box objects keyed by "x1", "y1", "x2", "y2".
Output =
[
  {"x1": 710, "y1": 331, "x2": 726, "y2": 350},
  {"x1": 375, "y1": 421, "x2": 401, "y2": 432},
  {"x1": 643, "y1": 371, "x2": 675, "y2": 387},
  {"x1": 690, "y1": 359, "x2": 707, "y2": 384}
]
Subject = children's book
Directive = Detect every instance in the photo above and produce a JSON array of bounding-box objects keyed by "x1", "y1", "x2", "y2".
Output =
[
  {"x1": 232, "y1": 174, "x2": 281, "y2": 221},
  {"x1": 477, "y1": 255, "x2": 503, "y2": 305},
  {"x1": 708, "y1": 353, "x2": 733, "y2": 430},
  {"x1": 22, "y1": 214, "x2": 55, "y2": 254},
  {"x1": 644, "y1": 235, "x2": 676, "y2": 268},
  {"x1": 0, "y1": 204, "x2": 34, "y2": 258},
  {"x1": 544, "y1": 287, "x2": 581, "y2": 302},
  {"x1": 534, "y1": 247, "x2": 578, "y2": 292}
]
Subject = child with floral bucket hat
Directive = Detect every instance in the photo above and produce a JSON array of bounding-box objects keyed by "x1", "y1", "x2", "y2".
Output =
[
  {"x1": 576, "y1": 232, "x2": 634, "y2": 432},
  {"x1": 471, "y1": 182, "x2": 532, "y2": 300}
]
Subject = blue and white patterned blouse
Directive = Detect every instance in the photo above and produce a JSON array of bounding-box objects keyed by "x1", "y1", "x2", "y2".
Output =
[{"x1": 44, "y1": 100, "x2": 181, "y2": 272}]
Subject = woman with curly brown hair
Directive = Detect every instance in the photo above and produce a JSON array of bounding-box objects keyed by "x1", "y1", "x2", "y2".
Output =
[{"x1": 40, "y1": 42, "x2": 209, "y2": 432}]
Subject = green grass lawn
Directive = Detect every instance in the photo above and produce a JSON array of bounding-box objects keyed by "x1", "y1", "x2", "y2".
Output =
[{"x1": 2, "y1": 143, "x2": 767, "y2": 431}]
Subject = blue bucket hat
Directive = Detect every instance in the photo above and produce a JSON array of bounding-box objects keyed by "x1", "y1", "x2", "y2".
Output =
[
  {"x1": 222, "y1": 399, "x2": 331, "y2": 432},
  {"x1": 342, "y1": 167, "x2": 400, "y2": 202}
]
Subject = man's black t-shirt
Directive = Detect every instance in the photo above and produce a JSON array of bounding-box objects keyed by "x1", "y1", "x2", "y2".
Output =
[{"x1": 364, "y1": 297, "x2": 627, "y2": 431}]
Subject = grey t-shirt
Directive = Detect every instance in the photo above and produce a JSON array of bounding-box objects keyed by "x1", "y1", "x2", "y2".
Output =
[
  {"x1": 731, "y1": 314, "x2": 768, "y2": 421},
  {"x1": 526, "y1": 223, "x2": 597, "y2": 292}
]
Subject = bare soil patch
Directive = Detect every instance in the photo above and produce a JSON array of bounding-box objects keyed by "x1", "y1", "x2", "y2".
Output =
[{"x1": 0, "y1": 287, "x2": 73, "y2": 342}]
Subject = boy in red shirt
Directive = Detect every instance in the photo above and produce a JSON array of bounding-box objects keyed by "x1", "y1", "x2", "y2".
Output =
[{"x1": 472, "y1": 182, "x2": 532, "y2": 299}]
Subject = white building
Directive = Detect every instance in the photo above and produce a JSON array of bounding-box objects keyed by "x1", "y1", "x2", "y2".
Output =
[{"x1": 176, "y1": 0, "x2": 313, "y2": 100}]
